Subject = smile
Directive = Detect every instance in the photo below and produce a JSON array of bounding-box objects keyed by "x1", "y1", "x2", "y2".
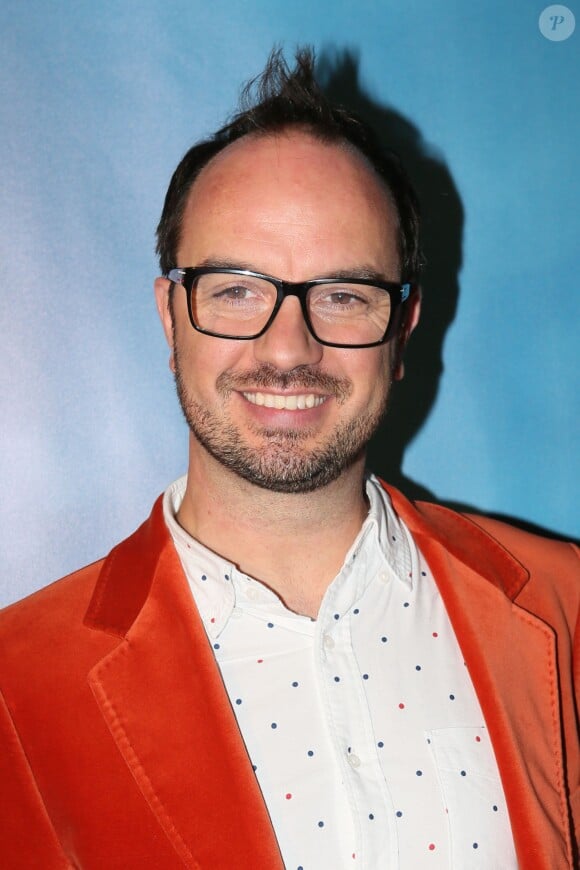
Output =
[{"x1": 242, "y1": 392, "x2": 327, "y2": 410}]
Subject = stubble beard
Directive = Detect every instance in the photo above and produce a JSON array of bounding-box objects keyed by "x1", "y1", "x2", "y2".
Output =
[{"x1": 174, "y1": 353, "x2": 390, "y2": 494}]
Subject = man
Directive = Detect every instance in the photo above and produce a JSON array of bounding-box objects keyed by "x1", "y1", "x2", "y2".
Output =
[{"x1": 1, "y1": 50, "x2": 578, "y2": 869}]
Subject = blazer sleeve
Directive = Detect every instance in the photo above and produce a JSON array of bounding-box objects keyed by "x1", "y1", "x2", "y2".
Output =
[{"x1": 0, "y1": 688, "x2": 71, "y2": 869}]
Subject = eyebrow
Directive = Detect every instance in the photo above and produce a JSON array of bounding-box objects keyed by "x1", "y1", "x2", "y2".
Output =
[{"x1": 193, "y1": 257, "x2": 396, "y2": 284}]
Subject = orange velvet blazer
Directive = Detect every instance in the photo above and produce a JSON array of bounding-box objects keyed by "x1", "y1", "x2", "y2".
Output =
[{"x1": 1, "y1": 485, "x2": 578, "y2": 868}]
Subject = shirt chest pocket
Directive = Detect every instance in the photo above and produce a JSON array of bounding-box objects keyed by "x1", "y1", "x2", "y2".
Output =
[{"x1": 425, "y1": 726, "x2": 518, "y2": 869}]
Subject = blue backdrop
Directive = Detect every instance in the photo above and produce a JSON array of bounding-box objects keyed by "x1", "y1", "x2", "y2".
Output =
[{"x1": 1, "y1": 1, "x2": 578, "y2": 605}]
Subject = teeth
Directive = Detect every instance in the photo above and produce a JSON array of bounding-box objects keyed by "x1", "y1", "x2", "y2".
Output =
[{"x1": 243, "y1": 392, "x2": 325, "y2": 410}]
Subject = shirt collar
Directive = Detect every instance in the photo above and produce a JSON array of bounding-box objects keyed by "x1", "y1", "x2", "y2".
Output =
[{"x1": 163, "y1": 474, "x2": 414, "y2": 638}]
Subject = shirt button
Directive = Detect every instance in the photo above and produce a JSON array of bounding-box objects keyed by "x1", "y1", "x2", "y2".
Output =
[
  {"x1": 348, "y1": 753, "x2": 361, "y2": 768},
  {"x1": 379, "y1": 571, "x2": 390, "y2": 583},
  {"x1": 323, "y1": 634, "x2": 335, "y2": 651},
  {"x1": 246, "y1": 587, "x2": 260, "y2": 601}
]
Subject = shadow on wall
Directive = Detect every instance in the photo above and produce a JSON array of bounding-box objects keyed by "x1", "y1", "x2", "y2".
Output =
[
  {"x1": 318, "y1": 49, "x2": 462, "y2": 497},
  {"x1": 318, "y1": 49, "x2": 577, "y2": 545}
]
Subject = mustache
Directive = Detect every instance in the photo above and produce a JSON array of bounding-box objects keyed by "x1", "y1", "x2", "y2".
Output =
[{"x1": 216, "y1": 364, "x2": 352, "y2": 401}]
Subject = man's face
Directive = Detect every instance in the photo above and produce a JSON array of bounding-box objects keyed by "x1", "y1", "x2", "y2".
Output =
[{"x1": 156, "y1": 131, "x2": 418, "y2": 493}]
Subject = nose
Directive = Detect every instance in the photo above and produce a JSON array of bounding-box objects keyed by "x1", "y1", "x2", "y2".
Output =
[{"x1": 253, "y1": 295, "x2": 324, "y2": 371}]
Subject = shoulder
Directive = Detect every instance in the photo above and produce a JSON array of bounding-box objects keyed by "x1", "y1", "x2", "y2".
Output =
[
  {"x1": 462, "y1": 512, "x2": 580, "y2": 593},
  {"x1": 382, "y1": 478, "x2": 578, "y2": 579},
  {"x1": 380, "y1": 480, "x2": 579, "y2": 622},
  {"x1": 464, "y1": 512, "x2": 579, "y2": 569},
  {"x1": 0, "y1": 559, "x2": 107, "y2": 674},
  {"x1": 0, "y1": 495, "x2": 168, "y2": 641},
  {"x1": 417, "y1": 503, "x2": 580, "y2": 630},
  {"x1": 0, "y1": 559, "x2": 104, "y2": 633}
]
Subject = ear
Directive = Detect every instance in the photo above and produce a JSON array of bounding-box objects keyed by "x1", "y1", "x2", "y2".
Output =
[
  {"x1": 392, "y1": 287, "x2": 421, "y2": 381},
  {"x1": 154, "y1": 277, "x2": 175, "y2": 372}
]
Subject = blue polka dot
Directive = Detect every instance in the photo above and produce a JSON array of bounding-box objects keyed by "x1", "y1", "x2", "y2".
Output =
[
  {"x1": 271, "y1": 722, "x2": 278, "y2": 729},
  {"x1": 369, "y1": 813, "x2": 374, "y2": 820},
  {"x1": 267, "y1": 622, "x2": 274, "y2": 628},
  {"x1": 449, "y1": 694, "x2": 456, "y2": 700},
  {"x1": 318, "y1": 820, "x2": 324, "y2": 828},
  {"x1": 307, "y1": 750, "x2": 314, "y2": 757},
  {"x1": 492, "y1": 805, "x2": 498, "y2": 812},
  {"x1": 396, "y1": 810, "x2": 403, "y2": 818},
  {"x1": 381, "y1": 636, "x2": 388, "y2": 643},
  {"x1": 391, "y1": 535, "x2": 396, "y2": 541},
  {"x1": 421, "y1": 570, "x2": 427, "y2": 576},
  {"x1": 201, "y1": 574, "x2": 207, "y2": 581},
  {"x1": 353, "y1": 608, "x2": 360, "y2": 614},
  {"x1": 403, "y1": 602, "x2": 410, "y2": 608},
  {"x1": 224, "y1": 574, "x2": 230, "y2": 581},
  {"x1": 473, "y1": 843, "x2": 478, "y2": 849},
  {"x1": 292, "y1": 681, "x2": 299, "y2": 687},
  {"x1": 377, "y1": 741, "x2": 384, "y2": 748},
  {"x1": 252, "y1": 764, "x2": 257, "y2": 771},
  {"x1": 213, "y1": 643, "x2": 220, "y2": 650},
  {"x1": 334, "y1": 676, "x2": 340, "y2": 682},
  {"x1": 333, "y1": 613, "x2": 340, "y2": 620},
  {"x1": 363, "y1": 673, "x2": 369, "y2": 680},
  {"x1": 415, "y1": 665, "x2": 422, "y2": 671},
  {"x1": 460, "y1": 770, "x2": 467, "y2": 776},
  {"x1": 416, "y1": 770, "x2": 423, "y2": 776},
  {"x1": 235, "y1": 698, "x2": 242, "y2": 705}
]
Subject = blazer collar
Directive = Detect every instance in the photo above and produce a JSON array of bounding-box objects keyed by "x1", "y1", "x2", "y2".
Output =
[
  {"x1": 384, "y1": 483, "x2": 530, "y2": 600},
  {"x1": 84, "y1": 497, "x2": 284, "y2": 868},
  {"x1": 85, "y1": 486, "x2": 531, "y2": 638}
]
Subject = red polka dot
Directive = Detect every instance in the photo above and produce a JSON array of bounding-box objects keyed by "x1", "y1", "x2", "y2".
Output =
[
  {"x1": 352, "y1": 854, "x2": 356, "y2": 860},
  {"x1": 475, "y1": 735, "x2": 481, "y2": 742},
  {"x1": 428, "y1": 843, "x2": 436, "y2": 851},
  {"x1": 210, "y1": 617, "x2": 215, "y2": 623},
  {"x1": 257, "y1": 659, "x2": 263, "y2": 663},
  {"x1": 398, "y1": 702, "x2": 405, "y2": 709},
  {"x1": 432, "y1": 631, "x2": 438, "y2": 637},
  {"x1": 285, "y1": 793, "x2": 292, "y2": 800}
]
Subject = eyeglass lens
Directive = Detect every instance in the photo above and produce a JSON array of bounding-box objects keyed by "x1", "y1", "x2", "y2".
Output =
[{"x1": 189, "y1": 272, "x2": 392, "y2": 345}]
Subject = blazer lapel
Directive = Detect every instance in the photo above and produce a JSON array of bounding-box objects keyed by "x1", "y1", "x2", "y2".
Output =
[
  {"x1": 387, "y1": 488, "x2": 573, "y2": 869},
  {"x1": 84, "y1": 500, "x2": 283, "y2": 869}
]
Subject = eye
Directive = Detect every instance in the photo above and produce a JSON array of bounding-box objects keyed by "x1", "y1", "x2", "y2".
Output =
[
  {"x1": 213, "y1": 283, "x2": 258, "y2": 300},
  {"x1": 312, "y1": 284, "x2": 372, "y2": 309},
  {"x1": 324, "y1": 290, "x2": 367, "y2": 306}
]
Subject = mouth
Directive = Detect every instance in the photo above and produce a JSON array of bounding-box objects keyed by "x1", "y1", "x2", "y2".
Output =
[{"x1": 242, "y1": 391, "x2": 327, "y2": 410}]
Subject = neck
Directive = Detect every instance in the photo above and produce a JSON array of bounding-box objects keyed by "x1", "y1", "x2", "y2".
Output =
[{"x1": 177, "y1": 438, "x2": 369, "y2": 617}]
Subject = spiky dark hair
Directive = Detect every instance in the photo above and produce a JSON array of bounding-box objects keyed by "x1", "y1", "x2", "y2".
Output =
[{"x1": 156, "y1": 48, "x2": 421, "y2": 283}]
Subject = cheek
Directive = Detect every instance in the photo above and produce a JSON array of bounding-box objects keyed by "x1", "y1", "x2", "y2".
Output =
[
  {"x1": 175, "y1": 329, "x2": 247, "y2": 398},
  {"x1": 348, "y1": 347, "x2": 393, "y2": 400}
]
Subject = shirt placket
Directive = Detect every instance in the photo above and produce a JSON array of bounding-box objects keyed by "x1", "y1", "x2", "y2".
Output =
[{"x1": 315, "y1": 565, "x2": 397, "y2": 869}]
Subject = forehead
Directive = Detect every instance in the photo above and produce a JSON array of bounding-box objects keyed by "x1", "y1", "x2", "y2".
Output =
[{"x1": 178, "y1": 130, "x2": 400, "y2": 276}]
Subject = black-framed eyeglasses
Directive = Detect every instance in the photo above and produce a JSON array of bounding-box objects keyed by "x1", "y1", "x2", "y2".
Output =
[{"x1": 167, "y1": 266, "x2": 412, "y2": 349}]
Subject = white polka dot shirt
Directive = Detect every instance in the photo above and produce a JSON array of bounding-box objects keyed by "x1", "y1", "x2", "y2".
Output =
[{"x1": 164, "y1": 476, "x2": 518, "y2": 869}]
